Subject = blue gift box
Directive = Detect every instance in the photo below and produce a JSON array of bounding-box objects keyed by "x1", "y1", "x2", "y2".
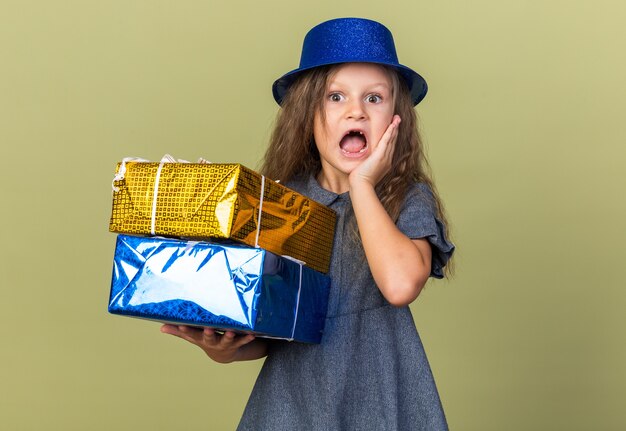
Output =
[{"x1": 109, "y1": 234, "x2": 331, "y2": 343}]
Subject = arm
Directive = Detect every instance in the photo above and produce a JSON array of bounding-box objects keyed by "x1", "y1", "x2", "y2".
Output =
[
  {"x1": 160, "y1": 324, "x2": 268, "y2": 363},
  {"x1": 349, "y1": 116, "x2": 432, "y2": 306}
]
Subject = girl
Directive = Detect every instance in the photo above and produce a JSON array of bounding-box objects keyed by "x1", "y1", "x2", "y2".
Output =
[{"x1": 161, "y1": 17, "x2": 455, "y2": 430}]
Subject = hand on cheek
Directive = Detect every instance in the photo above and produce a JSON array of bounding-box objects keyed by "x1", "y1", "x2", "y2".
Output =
[{"x1": 349, "y1": 115, "x2": 401, "y2": 188}]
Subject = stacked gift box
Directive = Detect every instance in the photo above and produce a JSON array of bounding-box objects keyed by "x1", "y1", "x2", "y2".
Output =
[{"x1": 108, "y1": 156, "x2": 336, "y2": 343}]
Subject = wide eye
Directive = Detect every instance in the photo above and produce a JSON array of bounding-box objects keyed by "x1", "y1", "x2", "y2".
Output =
[
  {"x1": 328, "y1": 92, "x2": 343, "y2": 102},
  {"x1": 366, "y1": 94, "x2": 382, "y2": 104}
]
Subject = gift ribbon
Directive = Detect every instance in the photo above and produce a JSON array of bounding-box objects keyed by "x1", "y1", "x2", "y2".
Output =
[
  {"x1": 151, "y1": 160, "x2": 166, "y2": 235},
  {"x1": 150, "y1": 155, "x2": 199, "y2": 235},
  {"x1": 111, "y1": 157, "x2": 149, "y2": 192},
  {"x1": 290, "y1": 261, "x2": 303, "y2": 341},
  {"x1": 282, "y1": 255, "x2": 305, "y2": 341},
  {"x1": 254, "y1": 175, "x2": 265, "y2": 248}
]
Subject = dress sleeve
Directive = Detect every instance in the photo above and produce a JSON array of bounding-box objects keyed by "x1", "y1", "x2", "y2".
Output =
[{"x1": 396, "y1": 183, "x2": 455, "y2": 279}]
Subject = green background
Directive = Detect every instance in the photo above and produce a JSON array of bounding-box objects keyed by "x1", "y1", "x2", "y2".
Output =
[{"x1": 1, "y1": 0, "x2": 624, "y2": 429}]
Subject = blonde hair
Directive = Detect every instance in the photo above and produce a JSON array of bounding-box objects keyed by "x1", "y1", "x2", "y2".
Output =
[{"x1": 261, "y1": 64, "x2": 453, "y2": 276}]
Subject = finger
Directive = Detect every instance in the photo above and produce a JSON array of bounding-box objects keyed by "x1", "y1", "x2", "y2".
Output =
[
  {"x1": 384, "y1": 116, "x2": 401, "y2": 158},
  {"x1": 162, "y1": 324, "x2": 204, "y2": 345},
  {"x1": 378, "y1": 121, "x2": 396, "y2": 148},
  {"x1": 160, "y1": 324, "x2": 177, "y2": 334},
  {"x1": 376, "y1": 115, "x2": 401, "y2": 154},
  {"x1": 216, "y1": 331, "x2": 237, "y2": 347},
  {"x1": 160, "y1": 324, "x2": 193, "y2": 338},
  {"x1": 178, "y1": 325, "x2": 205, "y2": 338},
  {"x1": 231, "y1": 334, "x2": 256, "y2": 349},
  {"x1": 219, "y1": 332, "x2": 256, "y2": 348},
  {"x1": 201, "y1": 327, "x2": 218, "y2": 345},
  {"x1": 216, "y1": 331, "x2": 255, "y2": 349},
  {"x1": 388, "y1": 115, "x2": 400, "y2": 143},
  {"x1": 371, "y1": 126, "x2": 396, "y2": 167},
  {"x1": 385, "y1": 115, "x2": 401, "y2": 137},
  {"x1": 196, "y1": 328, "x2": 242, "y2": 348}
]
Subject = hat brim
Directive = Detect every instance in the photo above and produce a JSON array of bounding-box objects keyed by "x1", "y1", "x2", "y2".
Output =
[{"x1": 272, "y1": 60, "x2": 428, "y2": 106}]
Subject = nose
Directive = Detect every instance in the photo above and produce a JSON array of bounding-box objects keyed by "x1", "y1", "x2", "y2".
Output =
[{"x1": 345, "y1": 99, "x2": 366, "y2": 120}]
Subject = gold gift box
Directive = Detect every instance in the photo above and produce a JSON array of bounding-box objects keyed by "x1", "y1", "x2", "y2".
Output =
[{"x1": 109, "y1": 161, "x2": 336, "y2": 273}]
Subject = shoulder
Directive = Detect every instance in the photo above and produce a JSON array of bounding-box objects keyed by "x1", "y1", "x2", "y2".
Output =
[
  {"x1": 400, "y1": 182, "x2": 437, "y2": 216},
  {"x1": 397, "y1": 182, "x2": 436, "y2": 228},
  {"x1": 282, "y1": 175, "x2": 308, "y2": 194}
]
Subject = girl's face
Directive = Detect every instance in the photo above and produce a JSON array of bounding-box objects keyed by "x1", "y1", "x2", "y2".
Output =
[{"x1": 313, "y1": 63, "x2": 395, "y2": 189}]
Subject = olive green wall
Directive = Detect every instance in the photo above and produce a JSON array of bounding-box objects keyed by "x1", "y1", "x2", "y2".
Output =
[{"x1": 1, "y1": 1, "x2": 624, "y2": 429}]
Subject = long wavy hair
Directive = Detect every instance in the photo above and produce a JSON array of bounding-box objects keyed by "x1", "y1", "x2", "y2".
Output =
[{"x1": 261, "y1": 64, "x2": 453, "y2": 276}]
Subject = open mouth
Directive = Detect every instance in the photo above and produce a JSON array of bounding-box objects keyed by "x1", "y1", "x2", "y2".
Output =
[{"x1": 339, "y1": 130, "x2": 367, "y2": 154}]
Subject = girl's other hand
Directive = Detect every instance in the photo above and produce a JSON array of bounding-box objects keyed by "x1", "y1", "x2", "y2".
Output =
[
  {"x1": 160, "y1": 324, "x2": 259, "y2": 363},
  {"x1": 349, "y1": 115, "x2": 401, "y2": 188}
]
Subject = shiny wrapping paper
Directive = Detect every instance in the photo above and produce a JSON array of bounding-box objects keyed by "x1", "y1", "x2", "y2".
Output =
[
  {"x1": 109, "y1": 161, "x2": 336, "y2": 274},
  {"x1": 108, "y1": 234, "x2": 331, "y2": 343}
]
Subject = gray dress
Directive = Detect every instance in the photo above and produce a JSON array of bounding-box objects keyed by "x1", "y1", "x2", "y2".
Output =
[{"x1": 237, "y1": 175, "x2": 455, "y2": 431}]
